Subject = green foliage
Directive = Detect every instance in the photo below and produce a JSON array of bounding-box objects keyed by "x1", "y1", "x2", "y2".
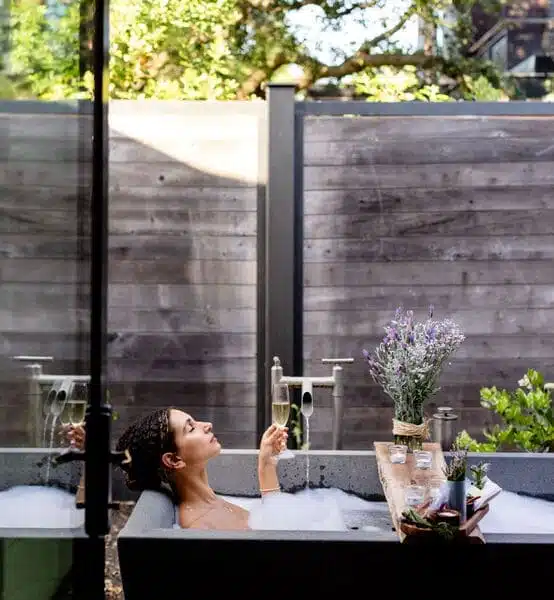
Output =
[
  {"x1": 2, "y1": 0, "x2": 514, "y2": 101},
  {"x1": 455, "y1": 369, "x2": 554, "y2": 453}
]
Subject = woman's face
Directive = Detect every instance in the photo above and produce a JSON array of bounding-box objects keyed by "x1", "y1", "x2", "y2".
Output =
[{"x1": 168, "y1": 409, "x2": 221, "y2": 467}]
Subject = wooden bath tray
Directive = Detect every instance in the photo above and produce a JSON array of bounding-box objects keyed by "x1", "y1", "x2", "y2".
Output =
[
  {"x1": 374, "y1": 441, "x2": 486, "y2": 544},
  {"x1": 400, "y1": 502, "x2": 489, "y2": 541}
]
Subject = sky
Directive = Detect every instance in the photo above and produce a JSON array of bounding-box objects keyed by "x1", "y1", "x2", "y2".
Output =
[{"x1": 286, "y1": 0, "x2": 420, "y2": 66}]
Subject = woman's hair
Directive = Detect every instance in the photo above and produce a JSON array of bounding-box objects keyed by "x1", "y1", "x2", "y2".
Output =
[{"x1": 115, "y1": 407, "x2": 176, "y2": 492}]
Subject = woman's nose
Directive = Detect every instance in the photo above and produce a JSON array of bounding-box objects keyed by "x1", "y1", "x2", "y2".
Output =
[{"x1": 203, "y1": 421, "x2": 213, "y2": 432}]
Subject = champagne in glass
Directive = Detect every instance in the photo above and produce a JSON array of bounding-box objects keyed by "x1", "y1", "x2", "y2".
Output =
[{"x1": 272, "y1": 383, "x2": 294, "y2": 460}]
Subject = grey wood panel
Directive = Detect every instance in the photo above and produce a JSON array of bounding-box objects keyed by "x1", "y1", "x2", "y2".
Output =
[
  {"x1": 304, "y1": 236, "x2": 554, "y2": 262},
  {"x1": 0, "y1": 208, "x2": 256, "y2": 236},
  {"x1": 305, "y1": 210, "x2": 554, "y2": 238},
  {"x1": 304, "y1": 187, "x2": 554, "y2": 214},
  {"x1": 305, "y1": 308, "x2": 554, "y2": 337},
  {"x1": 304, "y1": 162, "x2": 554, "y2": 191},
  {"x1": 305, "y1": 137, "x2": 554, "y2": 165},
  {"x1": 0, "y1": 332, "x2": 255, "y2": 361},
  {"x1": 110, "y1": 234, "x2": 256, "y2": 261},
  {"x1": 0, "y1": 186, "x2": 256, "y2": 212},
  {"x1": 0, "y1": 308, "x2": 256, "y2": 334},
  {"x1": 304, "y1": 116, "x2": 554, "y2": 142},
  {"x1": 305, "y1": 334, "x2": 554, "y2": 361},
  {"x1": 110, "y1": 210, "x2": 256, "y2": 236},
  {"x1": 0, "y1": 235, "x2": 256, "y2": 260},
  {"x1": 110, "y1": 259, "x2": 257, "y2": 285},
  {"x1": 0, "y1": 161, "x2": 255, "y2": 188},
  {"x1": 304, "y1": 260, "x2": 553, "y2": 287},
  {"x1": 108, "y1": 284, "x2": 256, "y2": 309},
  {"x1": 304, "y1": 284, "x2": 554, "y2": 311},
  {"x1": 108, "y1": 358, "x2": 257, "y2": 383},
  {"x1": 108, "y1": 382, "x2": 257, "y2": 407}
]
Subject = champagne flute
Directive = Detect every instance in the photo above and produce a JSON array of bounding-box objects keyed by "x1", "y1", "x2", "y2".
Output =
[
  {"x1": 61, "y1": 382, "x2": 88, "y2": 447},
  {"x1": 272, "y1": 382, "x2": 294, "y2": 460}
]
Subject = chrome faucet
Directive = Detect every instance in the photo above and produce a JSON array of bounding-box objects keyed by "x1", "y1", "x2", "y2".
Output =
[
  {"x1": 271, "y1": 356, "x2": 354, "y2": 450},
  {"x1": 13, "y1": 356, "x2": 90, "y2": 446}
]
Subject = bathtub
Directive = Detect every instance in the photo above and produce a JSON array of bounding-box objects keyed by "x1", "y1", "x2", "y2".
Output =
[
  {"x1": 118, "y1": 450, "x2": 554, "y2": 597},
  {"x1": 0, "y1": 449, "x2": 83, "y2": 600}
]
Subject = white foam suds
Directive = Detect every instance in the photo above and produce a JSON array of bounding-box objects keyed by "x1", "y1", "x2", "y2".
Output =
[
  {"x1": 0, "y1": 486, "x2": 84, "y2": 529},
  {"x1": 479, "y1": 491, "x2": 554, "y2": 535}
]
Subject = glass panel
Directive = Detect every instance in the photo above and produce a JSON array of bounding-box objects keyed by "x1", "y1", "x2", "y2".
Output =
[{"x1": 0, "y1": 0, "x2": 95, "y2": 596}]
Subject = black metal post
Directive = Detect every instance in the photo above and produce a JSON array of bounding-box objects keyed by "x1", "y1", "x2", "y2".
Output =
[
  {"x1": 263, "y1": 84, "x2": 303, "y2": 446},
  {"x1": 84, "y1": 0, "x2": 110, "y2": 593}
]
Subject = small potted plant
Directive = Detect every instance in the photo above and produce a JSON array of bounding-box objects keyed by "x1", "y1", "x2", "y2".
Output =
[
  {"x1": 443, "y1": 443, "x2": 468, "y2": 523},
  {"x1": 362, "y1": 306, "x2": 465, "y2": 450}
]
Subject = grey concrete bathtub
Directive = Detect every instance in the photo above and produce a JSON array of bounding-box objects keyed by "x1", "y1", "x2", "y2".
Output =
[
  {"x1": 118, "y1": 450, "x2": 554, "y2": 598},
  {"x1": 0, "y1": 449, "x2": 84, "y2": 600}
]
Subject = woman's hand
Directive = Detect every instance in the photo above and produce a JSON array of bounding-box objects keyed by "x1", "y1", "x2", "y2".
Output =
[
  {"x1": 61, "y1": 424, "x2": 86, "y2": 450},
  {"x1": 258, "y1": 424, "x2": 288, "y2": 466}
]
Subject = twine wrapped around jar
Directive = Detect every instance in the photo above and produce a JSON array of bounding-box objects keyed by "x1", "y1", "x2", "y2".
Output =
[{"x1": 392, "y1": 418, "x2": 430, "y2": 451}]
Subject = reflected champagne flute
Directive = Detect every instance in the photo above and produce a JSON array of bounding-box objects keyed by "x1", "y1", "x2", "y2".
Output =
[{"x1": 272, "y1": 382, "x2": 294, "y2": 460}]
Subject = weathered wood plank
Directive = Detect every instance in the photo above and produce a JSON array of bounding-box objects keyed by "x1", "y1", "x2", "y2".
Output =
[
  {"x1": 304, "y1": 187, "x2": 554, "y2": 214},
  {"x1": 0, "y1": 332, "x2": 256, "y2": 361},
  {"x1": 0, "y1": 259, "x2": 256, "y2": 285},
  {"x1": 107, "y1": 358, "x2": 257, "y2": 383},
  {"x1": 0, "y1": 308, "x2": 256, "y2": 334},
  {"x1": 110, "y1": 210, "x2": 256, "y2": 236},
  {"x1": 0, "y1": 186, "x2": 257, "y2": 212},
  {"x1": 304, "y1": 308, "x2": 554, "y2": 337},
  {"x1": 305, "y1": 210, "x2": 554, "y2": 238},
  {"x1": 0, "y1": 235, "x2": 255, "y2": 260},
  {"x1": 304, "y1": 236, "x2": 554, "y2": 262},
  {"x1": 304, "y1": 116, "x2": 554, "y2": 142},
  {"x1": 0, "y1": 208, "x2": 256, "y2": 236},
  {"x1": 304, "y1": 162, "x2": 554, "y2": 191},
  {"x1": 304, "y1": 285, "x2": 554, "y2": 311},
  {"x1": 305, "y1": 137, "x2": 554, "y2": 166},
  {"x1": 0, "y1": 161, "x2": 256, "y2": 187},
  {"x1": 108, "y1": 381, "x2": 257, "y2": 407},
  {"x1": 304, "y1": 260, "x2": 553, "y2": 287},
  {"x1": 110, "y1": 259, "x2": 257, "y2": 285},
  {"x1": 304, "y1": 334, "x2": 554, "y2": 361},
  {"x1": 304, "y1": 358, "x2": 554, "y2": 386},
  {"x1": 110, "y1": 234, "x2": 256, "y2": 261},
  {"x1": 108, "y1": 283, "x2": 256, "y2": 309}
]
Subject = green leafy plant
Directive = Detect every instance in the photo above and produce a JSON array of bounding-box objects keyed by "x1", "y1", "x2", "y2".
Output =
[
  {"x1": 401, "y1": 508, "x2": 457, "y2": 542},
  {"x1": 469, "y1": 462, "x2": 490, "y2": 490},
  {"x1": 455, "y1": 369, "x2": 554, "y2": 453}
]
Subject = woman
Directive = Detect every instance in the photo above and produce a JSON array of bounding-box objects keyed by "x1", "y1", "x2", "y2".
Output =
[{"x1": 66, "y1": 408, "x2": 288, "y2": 530}]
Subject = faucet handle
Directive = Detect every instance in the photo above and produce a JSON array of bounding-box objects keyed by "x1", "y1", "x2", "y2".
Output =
[
  {"x1": 12, "y1": 356, "x2": 54, "y2": 363},
  {"x1": 321, "y1": 358, "x2": 354, "y2": 365}
]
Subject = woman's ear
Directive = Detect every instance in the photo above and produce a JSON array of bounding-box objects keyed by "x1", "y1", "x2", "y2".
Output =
[{"x1": 161, "y1": 452, "x2": 186, "y2": 471}]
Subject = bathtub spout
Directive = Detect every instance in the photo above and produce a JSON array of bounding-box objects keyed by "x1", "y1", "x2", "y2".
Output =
[{"x1": 271, "y1": 356, "x2": 353, "y2": 450}]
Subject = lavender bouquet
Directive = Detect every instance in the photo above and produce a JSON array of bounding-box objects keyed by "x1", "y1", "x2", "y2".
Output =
[{"x1": 362, "y1": 306, "x2": 465, "y2": 450}]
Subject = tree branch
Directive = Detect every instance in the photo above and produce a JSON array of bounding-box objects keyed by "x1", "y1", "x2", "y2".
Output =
[{"x1": 294, "y1": 2, "x2": 421, "y2": 87}]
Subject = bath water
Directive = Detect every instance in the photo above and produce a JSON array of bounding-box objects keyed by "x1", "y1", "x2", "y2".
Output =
[
  {"x1": 479, "y1": 491, "x2": 554, "y2": 534},
  {"x1": 0, "y1": 486, "x2": 84, "y2": 528},
  {"x1": 44, "y1": 415, "x2": 59, "y2": 484},
  {"x1": 304, "y1": 417, "x2": 310, "y2": 488},
  {"x1": 216, "y1": 488, "x2": 554, "y2": 533}
]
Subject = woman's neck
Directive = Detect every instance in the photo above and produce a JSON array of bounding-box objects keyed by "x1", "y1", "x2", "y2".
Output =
[{"x1": 174, "y1": 467, "x2": 216, "y2": 506}]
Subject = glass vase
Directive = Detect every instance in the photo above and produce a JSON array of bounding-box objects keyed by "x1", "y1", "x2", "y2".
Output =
[{"x1": 393, "y1": 404, "x2": 425, "y2": 451}]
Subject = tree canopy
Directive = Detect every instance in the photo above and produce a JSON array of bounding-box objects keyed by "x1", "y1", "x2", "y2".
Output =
[{"x1": 2, "y1": 0, "x2": 512, "y2": 100}]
